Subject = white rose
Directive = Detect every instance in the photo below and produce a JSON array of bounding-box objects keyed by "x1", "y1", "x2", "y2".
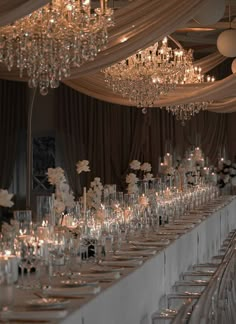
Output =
[
  {"x1": 126, "y1": 173, "x2": 138, "y2": 184},
  {"x1": 144, "y1": 173, "x2": 154, "y2": 181},
  {"x1": 140, "y1": 162, "x2": 152, "y2": 172},
  {"x1": 129, "y1": 160, "x2": 141, "y2": 170}
]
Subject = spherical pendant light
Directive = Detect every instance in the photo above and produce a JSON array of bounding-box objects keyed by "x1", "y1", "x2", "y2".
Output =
[
  {"x1": 194, "y1": 0, "x2": 225, "y2": 25},
  {"x1": 217, "y1": 29, "x2": 236, "y2": 57},
  {"x1": 231, "y1": 58, "x2": 236, "y2": 73}
]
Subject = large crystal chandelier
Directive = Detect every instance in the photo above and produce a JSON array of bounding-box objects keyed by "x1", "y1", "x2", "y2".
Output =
[
  {"x1": 165, "y1": 72, "x2": 215, "y2": 125},
  {"x1": 0, "y1": 0, "x2": 114, "y2": 95},
  {"x1": 102, "y1": 37, "x2": 196, "y2": 108}
]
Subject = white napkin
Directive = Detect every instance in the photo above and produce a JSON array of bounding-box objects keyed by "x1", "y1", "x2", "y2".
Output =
[
  {"x1": 0, "y1": 309, "x2": 68, "y2": 321},
  {"x1": 79, "y1": 271, "x2": 120, "y2": 280},
  {"x1": 100, "y1": 259, "x2": 143, "y2": 267},
  {"x1": 43, "y1": 286, "x2": 101, "y2": 297},
  {"x1": 130, "y1": 240, "x2": 170, "y2": 246},
  {"x1": 115, "y1": 250, "x2": 156, "y2": 256}
]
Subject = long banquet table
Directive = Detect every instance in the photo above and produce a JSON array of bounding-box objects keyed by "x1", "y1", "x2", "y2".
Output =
[{"x1": 12, "y1": 196, "x2": 236, "y2": 324}]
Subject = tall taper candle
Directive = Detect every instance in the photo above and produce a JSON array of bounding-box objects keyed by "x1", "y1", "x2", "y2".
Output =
[{"x1": 83, "y1": 187, "x2": 87, "y2": 216}]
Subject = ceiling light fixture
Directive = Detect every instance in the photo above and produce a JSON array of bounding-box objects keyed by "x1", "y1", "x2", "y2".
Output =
[{"x1": 0, "y1": 0, "x2": 114, "y2": 95}]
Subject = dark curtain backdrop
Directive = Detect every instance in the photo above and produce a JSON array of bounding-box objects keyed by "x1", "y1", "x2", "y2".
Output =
[
  {"x1": 57, "y1": 83, "x2": 236, "y2": 196},
  {"x1": 0, "y1": 79, "x2": 27, "y2": 189}
]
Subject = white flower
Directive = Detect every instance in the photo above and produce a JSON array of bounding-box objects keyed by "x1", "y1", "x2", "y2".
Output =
[
  {"x1": 60, "y1": 183, "x2": 70, "y2": 193},
  {"x1": 61, "y1": 191, "x2": 75, "y2": 209},
  {"x1": 127, "y1": 183, "x2": 138, "y2": 194},
  {"x1": 126, "y1": 173, "x2": 138, "y2": 184},
  {"x1": 54, "y1": 199, "x2": 65, "y2": 214},
  {"x1": 47, "y1": 167, "x2": 65, "y2": 185},
  {"x1": 86, "y1": 177, "x2": 103, "y2": 210},
  {"x1": 140, "y1": 162, "x2": 152, "y2": 172},
  {"x1": 129, "y1": 160, "x2": 141, "y2": 170},
  {"x1": 143, "y1": 173, "x2": 154, "y2": 181},
  {"x1": 76, "y1": 160, "x2": 90, "y2": 174},
  {"x1": 0, "y1": 189, "x2": 14, "y2": 207}
]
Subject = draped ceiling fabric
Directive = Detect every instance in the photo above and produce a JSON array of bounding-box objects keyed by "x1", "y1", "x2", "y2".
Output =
[
  {"x1": 0, "y1": 0, "x2": 49, "y2": 27},
  {"x1": 0, "y1": 0, "x2": 235, "y2": 113}
]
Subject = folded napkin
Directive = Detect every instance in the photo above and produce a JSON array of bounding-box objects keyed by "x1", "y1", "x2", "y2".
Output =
[
  {"x1": 115, "y1": 250, "x2": 157, "y2": 256},
  {"x1": 100, "y1": 259, "x2": 143, "y2": 268},
  {"x1": 43, "y1": 285, "x2": 101, "y2": 297},
  {"x1": 112, "y1": 255, "x2": 144, "y2": 261},
  {"x1": 79, "y1": 271, "x2": 120, "y2": 280},
  {"x1": 130, "y1": 240, "x2": 170, "y2": 247},
  {"x1": 164, "y1": 223, "x2": 193, "y2": 229},
  {"x1": 0, "y1": 309, "x2": 68, "y2": 321}
]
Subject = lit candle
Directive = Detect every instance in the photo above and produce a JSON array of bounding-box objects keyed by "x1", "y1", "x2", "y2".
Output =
[
  {"x1": 37, "y1": 221, "x2": 49, "y2": 241},
  {"x1": 164, "y1": 153, "x2": 172, "y2": 168},
  {"x1": 83, "y1": 187, "x2": 87, "y2": 217}
]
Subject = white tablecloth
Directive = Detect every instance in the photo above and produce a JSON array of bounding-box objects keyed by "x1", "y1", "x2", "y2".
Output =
[{"x1": 59, "y1": 197, "x2": 236, "y2": 324}]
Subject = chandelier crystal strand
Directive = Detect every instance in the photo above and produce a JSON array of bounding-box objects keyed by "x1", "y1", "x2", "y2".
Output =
[
  {"x1": 165, "y1": 73, "x2": 215, "y2": 126},
  {"x1": 103, "y1": 37, "x2": 195, "y2": 108},
  {"x1": 0, "y1": 0, "x2": 114, "y2": 95},
  {"x1": 165, "y1": 102, "x2": 209, "y2": 126}
]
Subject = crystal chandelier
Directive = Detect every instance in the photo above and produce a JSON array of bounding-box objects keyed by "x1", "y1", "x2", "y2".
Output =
[
  {"x1": 0, "y1": 0, "x2": 114, "y2": 95},
  {"x1": 164, "y1": 71, "x2": 215, "y2": 125},
  {"x1": 165, "y1": 102, "x2": 210, "y2": 126},
  {"x1": 102, "y1": 37, "x2": 196, "y2": 108}
]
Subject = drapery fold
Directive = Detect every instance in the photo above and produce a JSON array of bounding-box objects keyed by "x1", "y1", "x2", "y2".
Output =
[
  {"x1": 0, "y1": 0, "x2": 49, "y2": 27},
  {"x1": 64, "y1": 73, "x2": 236, "y2": 113},
  {"x1": 0, "y1": 0, "x2": 234, "y2": 115},
  {"x1": 0, "y1": 80, "x2": 27, "y2": 189}
]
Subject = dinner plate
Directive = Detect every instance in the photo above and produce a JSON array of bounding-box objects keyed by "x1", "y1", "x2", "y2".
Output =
[
  {"x1": 26, "y1": 298, "x2": 70, "y2": 310},
  {"x1": 60, "y1": 279, "x2": 99, "y2": 287}
]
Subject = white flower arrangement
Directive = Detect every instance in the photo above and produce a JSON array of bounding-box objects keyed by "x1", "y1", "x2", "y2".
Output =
[
  {"x1": 140, "y1": 162, "x2": 152, "y2": 173},
  {"x1": 129, "y1": 160, "x2": 141, "y2": 170},
  {"x1": 76, "y1": 160, "x2": 90, "y2": 174},
  {"x1": 0, "y1": 189, "x2": 14, "y2": 207},
  {"x1": 1, "y1": 219, "x2": 19, "y2": 240},
  {"x1": 216, "y1": 159, "x2": 236, "y2": 188},
  {"x1": 126, "y1": 160, "x2": 154, "y2": 194},
  {"x1": 47, "y1": 167, "x2": 65, "y2": 185},
  {"x1": 87, "y1": 177, "x2": 103, "y2": 210},
  {"x1": 47, "y1": 167, "x2": 75, "y2": 214},
  {"x1": 143, "y1": 172, "x2": 154, "y2": 181},
  {"x1": 126, "y1": 173, "x2": 139, "y2": 195}
]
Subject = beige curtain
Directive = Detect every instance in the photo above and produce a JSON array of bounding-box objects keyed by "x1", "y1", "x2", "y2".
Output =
[{"x1": 65, "y1": 73, "x2": 236, "y2": 112}]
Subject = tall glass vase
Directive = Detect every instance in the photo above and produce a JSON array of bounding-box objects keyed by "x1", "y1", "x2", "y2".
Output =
[{"x1": 36, "y1": 194, "x2": 55, "y2": 226}]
